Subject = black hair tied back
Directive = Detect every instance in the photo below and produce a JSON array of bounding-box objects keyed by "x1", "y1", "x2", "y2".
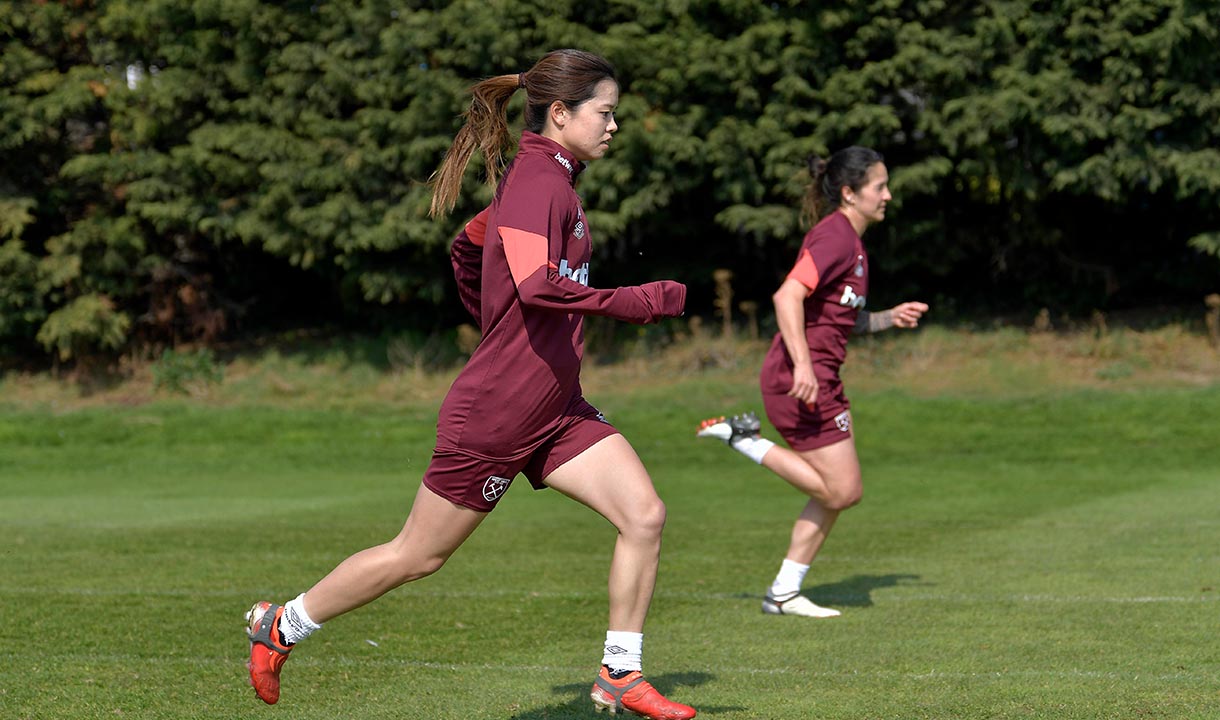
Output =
[{"x1": 807, "y1": 154, "x2": 826, "y2": 177}]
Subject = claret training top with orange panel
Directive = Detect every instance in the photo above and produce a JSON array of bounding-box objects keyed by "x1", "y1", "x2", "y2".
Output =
[{"x1": 437, "y1": 131, "x2": 685, "y2": 461}]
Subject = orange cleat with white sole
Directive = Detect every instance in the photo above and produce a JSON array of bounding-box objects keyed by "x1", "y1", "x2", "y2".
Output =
[
  {"x1": 246, "y1": 601, "x2": 293, "y2": 704},
  {"x1": 590, "y1": 666, "x2": 697, "y2": 719},
  {"x1": 696, "y1": 412, "x2": 761, "y2": 445}
]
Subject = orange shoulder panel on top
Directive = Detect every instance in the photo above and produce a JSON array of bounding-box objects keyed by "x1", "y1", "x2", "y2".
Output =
[
  {"x1": 786, "y1": 248, "x2": 820, "y2": 295},
  {"x1": 499, "y1": 225, "x2": 551, "y2": 287},
  {"x1": 465, "y1": 208, "x2": 490, "y2": 247}
]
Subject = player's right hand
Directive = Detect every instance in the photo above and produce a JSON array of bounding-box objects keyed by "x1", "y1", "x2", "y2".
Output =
[{"x1": 787, "y1": 361, "x2": 818, "y2": 405}]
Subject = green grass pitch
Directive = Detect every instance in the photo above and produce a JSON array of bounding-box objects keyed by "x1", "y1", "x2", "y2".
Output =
[{"x1": 2, "y1": 381, "x2": 1218, "y2": 718}]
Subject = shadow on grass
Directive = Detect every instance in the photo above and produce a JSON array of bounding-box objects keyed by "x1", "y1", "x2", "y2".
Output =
[
  {"x1": 724, "y1": 572, "x2": 925, "y2": 609},
  {"x1": 509, "y1": 671, "x2": 745, "y2": 719},
  {"x1": 808, "y1": 572, "x2": 926, "y2": 608}
]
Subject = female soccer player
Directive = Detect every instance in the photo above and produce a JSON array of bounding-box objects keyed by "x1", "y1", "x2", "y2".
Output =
[
  {"x1": 246, "y1": 49, "x2": 697, "y2": 719},
  {"x1": 697, "y1": 147, "x2": 928, "y2": 618}
]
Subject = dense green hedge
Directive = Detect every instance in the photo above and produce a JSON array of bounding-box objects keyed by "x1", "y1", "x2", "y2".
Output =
[{"x1": 2, "y1": 0, "x2": 1218, "y2": 362}]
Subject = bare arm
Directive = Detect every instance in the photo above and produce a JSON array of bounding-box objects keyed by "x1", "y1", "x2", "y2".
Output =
[
  {"x1": 853, "y1": 301, "x2": 929, "y2": 334},
  {"x1": 772, "y1": 277, "x2": 818, "y2": 405}
]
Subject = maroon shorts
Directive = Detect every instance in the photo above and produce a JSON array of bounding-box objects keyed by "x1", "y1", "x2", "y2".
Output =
[
  {"x1": 422, "y1": 399, "x2": 619, "y2": 512},
  {"x1": 762, "y1": 376, "x2": 853, "y2": 452}
]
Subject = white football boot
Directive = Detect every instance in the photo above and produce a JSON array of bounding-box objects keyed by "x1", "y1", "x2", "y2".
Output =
[{"x1": 762, "y1": 592, "x2": 841, "y2": 618}]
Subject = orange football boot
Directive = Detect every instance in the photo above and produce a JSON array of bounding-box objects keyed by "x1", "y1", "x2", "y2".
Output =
[
  {"x1": 590, "y1": 666, "x2": 697, "y2": 719},
  {"x1": 695, "y1": 411, "x2": 761, "y2": 444},
  {"x1": 246, "y1": 601, "x2": 293, "y2": 704}
]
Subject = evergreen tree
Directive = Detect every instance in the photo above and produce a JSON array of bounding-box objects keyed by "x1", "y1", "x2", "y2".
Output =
[
  {"x1": 2, "y1": 0, "x2": 1217, "y2": 364},
  {"x1": 0, "y1": 0, "x2": 111, "y2": 360}
]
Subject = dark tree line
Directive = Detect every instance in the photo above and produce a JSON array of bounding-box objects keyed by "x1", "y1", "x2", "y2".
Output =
[{"x1": 2, "y1": 0, "x2": 1218, "y2": 363}]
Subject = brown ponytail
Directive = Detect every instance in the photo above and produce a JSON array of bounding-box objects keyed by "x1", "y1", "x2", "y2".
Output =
[
  {"x1": 429, "y1": 49, "x2": 617, "y2": 218},
  {"x1": 428, "y1": 74, "x2": 520, "y2": 218}
]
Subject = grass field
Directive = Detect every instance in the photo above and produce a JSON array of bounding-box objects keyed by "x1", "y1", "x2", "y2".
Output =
[{"x1": 2, "y1": 327, "x2": 1218, "y2": 719}]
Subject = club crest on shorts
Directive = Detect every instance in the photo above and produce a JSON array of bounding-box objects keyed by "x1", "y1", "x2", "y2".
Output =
[
  {"x1": 834, "y1": 410, "x2": 851, "y2": 432},
  {"x1": 482, "y1": 475, "x2": 512, "y2": 503}
]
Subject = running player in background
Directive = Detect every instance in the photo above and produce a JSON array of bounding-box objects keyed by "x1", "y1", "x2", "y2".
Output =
[
  {"x1": 697, "y1": 147, "x2": 928, "y2": 618},
  {"x1": 246, "y1": 49, "x2": 696, "y2": 719}
]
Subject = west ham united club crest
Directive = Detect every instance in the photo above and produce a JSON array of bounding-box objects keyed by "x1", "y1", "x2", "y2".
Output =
[
  {"x1": 834, "y1": 411, "x2": 851, "y2": 433},
  {"x1": 482, "y1": 475, "x2": 512, "y2": 503}
]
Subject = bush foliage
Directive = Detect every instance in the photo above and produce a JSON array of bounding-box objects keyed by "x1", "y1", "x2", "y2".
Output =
[{"x1": 2, "y1": 0, "x2": 1218, "y2": 363}]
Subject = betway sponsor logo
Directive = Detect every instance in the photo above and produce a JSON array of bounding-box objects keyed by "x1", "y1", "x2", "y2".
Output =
[
  {"x1": 558, "y1": 258, "x2": 589, "y2": 286},
  {"x1": 553, "y1": 152, "x2": 574, "y2": 174},
  {"x1": 840, "y1": 284, "x2": 866, "y2": 309}
]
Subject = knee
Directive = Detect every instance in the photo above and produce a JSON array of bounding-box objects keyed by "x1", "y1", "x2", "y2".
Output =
[
  {"x1": 826, "y1": 484, "x2": 863, "y2": 511},
  {"x1": 386, "y1": 555, "x2": 448, "y2": 587},
  {"x1": 383, "y1": 540, "x2": 451, "y2": 585},
  {"x1": 409, "y1": 554, "x2": 448, "y2": 581},
  {"x1": 621, "y1": 497, "x2": 667, "y2": 543}
]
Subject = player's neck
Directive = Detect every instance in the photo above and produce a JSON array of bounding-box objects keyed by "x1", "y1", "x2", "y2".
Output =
[{"x1": 838, "y1": 207, "x2": 870, "y2": 237}]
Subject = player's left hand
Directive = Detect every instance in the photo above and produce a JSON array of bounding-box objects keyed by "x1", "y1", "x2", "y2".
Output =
[{"x1": 890, "y1": 301, "x2": 929, "y2": 329}]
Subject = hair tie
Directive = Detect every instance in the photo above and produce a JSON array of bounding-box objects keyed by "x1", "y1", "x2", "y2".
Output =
[{"x1": 518, "y1": 73, "x2": 526, "y2": 89}]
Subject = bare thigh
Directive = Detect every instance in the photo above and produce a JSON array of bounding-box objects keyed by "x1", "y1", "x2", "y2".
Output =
[{"x1": 542, "y1": 434, "x2": 665, "y2": 529}]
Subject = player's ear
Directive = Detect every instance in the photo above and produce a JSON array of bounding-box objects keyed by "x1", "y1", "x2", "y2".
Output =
[{"x1": 548, "y1": 100, "x2": 567, "y2": 130}]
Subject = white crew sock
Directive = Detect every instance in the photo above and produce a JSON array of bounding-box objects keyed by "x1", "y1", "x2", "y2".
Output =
[
  {"x1": 602, "y1": 630, "x2": 643, "y2": 673},
  {"x1": 730, "y1": 435, "x2": 775, "y2": 465},
  {"x1": 279, "y1": 593, "x2": 323, "y2": 645},
  {"x1": 769, "y1": 559, "x2": 810, "y2": 598}
]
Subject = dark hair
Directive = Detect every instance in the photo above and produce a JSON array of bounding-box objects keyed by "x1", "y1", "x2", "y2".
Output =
[
  {"x1": 429, "y1": 49, "x2": 618, "y2": 217},
  {"x1": 801, "y1": 146, "x2": 885, "y2": 226}
]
